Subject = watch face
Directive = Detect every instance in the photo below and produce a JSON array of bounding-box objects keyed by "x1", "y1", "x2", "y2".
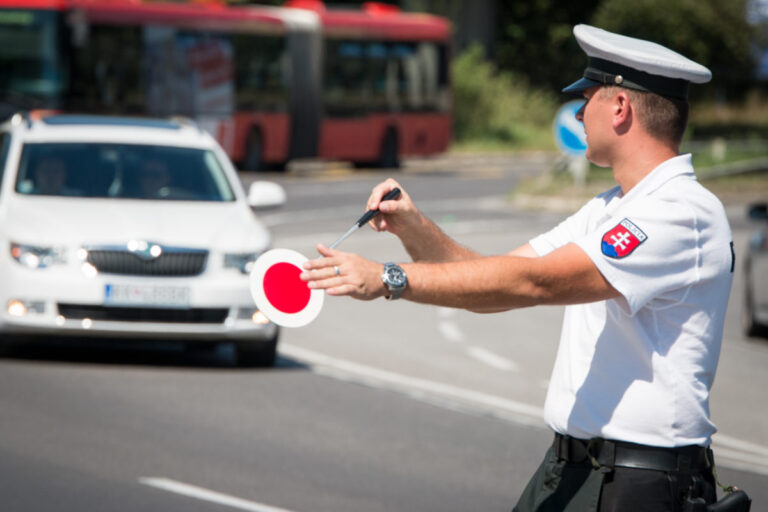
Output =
[{"x1": 385, "y1": 266, "x2": 406, "y2": 287}]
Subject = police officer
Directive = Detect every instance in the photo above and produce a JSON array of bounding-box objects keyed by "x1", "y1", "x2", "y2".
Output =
[{"x1": 301, "y1": 24, "x2": 734, "y2": 511}]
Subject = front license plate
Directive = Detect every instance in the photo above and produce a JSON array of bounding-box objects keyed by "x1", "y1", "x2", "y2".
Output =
[{"x1": 104, "y1": 284, "x2": 190, "y2": 308}]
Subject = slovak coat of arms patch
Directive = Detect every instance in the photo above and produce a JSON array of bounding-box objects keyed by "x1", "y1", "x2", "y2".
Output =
[{"x1": 601, "y1": 219, "x2": 647, "y2": 258}]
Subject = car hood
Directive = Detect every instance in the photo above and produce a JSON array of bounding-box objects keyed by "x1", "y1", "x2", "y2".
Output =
[{"x1": 4, "y1": 197, "x2": 272, "y2": 251}]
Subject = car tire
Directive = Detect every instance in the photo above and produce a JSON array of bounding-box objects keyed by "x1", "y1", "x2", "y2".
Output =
[
  {"x1": 743, "y1": 261, "x2": 768, "y2": 338},
  {"x1": 744, "y1": 287, "x2": 768, "y2": 338},
  {"x1": 235, "y1": 335, "x2": 278, "y2": 368}
]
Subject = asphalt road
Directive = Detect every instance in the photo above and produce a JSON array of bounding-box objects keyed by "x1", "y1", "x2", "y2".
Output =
[{"x1": 1, "y1": 155, "x2": 766, "y2": 511}]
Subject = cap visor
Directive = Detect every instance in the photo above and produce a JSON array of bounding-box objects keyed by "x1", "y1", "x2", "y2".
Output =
[{"x1": 562, "y1": 77, "x2": 601, "y2": 96}]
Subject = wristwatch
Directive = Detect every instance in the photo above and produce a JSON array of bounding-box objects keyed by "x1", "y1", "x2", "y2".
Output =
[{"x1": 381, "y1": 262, "x2": 407, "y2": 300}]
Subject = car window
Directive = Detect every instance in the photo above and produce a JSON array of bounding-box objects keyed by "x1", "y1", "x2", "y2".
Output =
[{"x1": 15, "y1": 143, "x2": 235, "y2": 201}]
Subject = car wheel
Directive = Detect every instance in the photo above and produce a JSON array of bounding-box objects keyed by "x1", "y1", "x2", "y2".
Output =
[
  {"x1": 235, "y1": 336, "x2": 278, "y2": 368},
  {"x1": 743, "y1": 264, "x2": 768, "y2": 338}
]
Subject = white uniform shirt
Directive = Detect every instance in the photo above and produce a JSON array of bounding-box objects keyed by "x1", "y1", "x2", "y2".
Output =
[{"x1": 529, "y1": 154, "x2": 733, "y2": 447}]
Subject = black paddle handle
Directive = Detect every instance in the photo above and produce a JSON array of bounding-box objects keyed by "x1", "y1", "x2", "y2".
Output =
[{"x1": 354, "y1": 187, "x2": 401, "y2": 227}]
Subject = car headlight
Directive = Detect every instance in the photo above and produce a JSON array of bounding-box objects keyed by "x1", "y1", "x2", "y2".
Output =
[
  {"x1": 224, "y1": 251, "x2": 261, "y2": 274},
  {"x1": 10, "y1": 242, "x2": 67, "y2": 269}
]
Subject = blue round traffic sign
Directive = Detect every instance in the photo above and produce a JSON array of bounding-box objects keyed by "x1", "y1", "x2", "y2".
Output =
[{"x1": 553, "y1": 100, "x2": 587, "y2": 156}]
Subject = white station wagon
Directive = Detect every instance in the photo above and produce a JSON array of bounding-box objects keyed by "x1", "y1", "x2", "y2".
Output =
[{"x1": 0, "y1": 112, "x2": 284, "y2": 366}]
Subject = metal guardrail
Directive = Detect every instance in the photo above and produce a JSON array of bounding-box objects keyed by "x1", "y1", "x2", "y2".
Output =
[{"x1": 683, "y1": 139, "x2": 768, "y2": 179}]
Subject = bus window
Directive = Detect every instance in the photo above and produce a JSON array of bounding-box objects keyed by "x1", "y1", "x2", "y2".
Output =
[
  {"x1": 324, "y1": 40, "x2": 373, "y2": 115},
  {"x1": 395, "y1": 42, "x2": 448, "y2": 112},
  {"x1": 324, "y1": 39, "x2": 449, "y2": 116},
  {"x1": 367, "y1": 42, "x2": 389, "y2": 111},
  {"x1": 68, "y1": 24, "x2": 143, "y2": 113},
  {"x1": 0, "y1": 10, "x2": 65, "y2": 107},
  {"x1": 175, "y1": 31, "x2": 235, "y2": 116},
  {"x1": 233, "y1": 34, "x2": 289, "y2": 112}
]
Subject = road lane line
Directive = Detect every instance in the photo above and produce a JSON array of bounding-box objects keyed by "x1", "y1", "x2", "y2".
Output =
[
  {"x1": 279, "y1": 343, "x2": 768, "y2": 476},
  {"x1": 466, "y1": 346, "x2": 519, "y2": 372},
  {"x1": 437, "y1": 321, "x2": 464, "y2": 343},
  {"x1": 139, "y1": 477, "x2": 296, "y2": 512},
  {"x1": 280, "y1": 343, "x2": 544, "y2": 424}
]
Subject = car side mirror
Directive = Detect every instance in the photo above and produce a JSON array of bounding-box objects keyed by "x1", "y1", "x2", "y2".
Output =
[
  {"x1": 247, "y1": 181, "x2": 286, "y2": 210},
  {"x1": 747, "y1": 202, "x2": 768, "y2": 221}
]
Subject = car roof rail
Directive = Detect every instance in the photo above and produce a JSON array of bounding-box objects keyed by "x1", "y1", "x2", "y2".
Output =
[
  {"x1": 168, "y1": 116, "x2": 205, "y2": 134},
  {"x1": 10, "y1": 111, "x2": 31, "y2": 128},
  {"x1": 9, "y1": 109, "x2": 61, "y2": 128},
  {"x1": 29, "y1": 109, "x2": 60, "y2": 122}
]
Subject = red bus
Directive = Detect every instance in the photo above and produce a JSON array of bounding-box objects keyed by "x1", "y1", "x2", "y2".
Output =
[{"x1": 0, "y1": 0, "x2": 451, "y2": 170}]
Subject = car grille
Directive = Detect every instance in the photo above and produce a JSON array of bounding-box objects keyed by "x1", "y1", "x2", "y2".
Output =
[
  {"x1": 58, "y1": 304, "x2": 229, "y2": 324},
  {"x1": 86, "y1": 249, "x2": 208, "y2": 276}
]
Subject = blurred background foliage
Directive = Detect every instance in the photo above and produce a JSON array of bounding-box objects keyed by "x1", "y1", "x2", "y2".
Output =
[
  {"x1": 451, "y1": 45, "x2": 558, "y2": 150},
  {"x1": 467, "y1": 0, "x2": 765, "y2": 149}
]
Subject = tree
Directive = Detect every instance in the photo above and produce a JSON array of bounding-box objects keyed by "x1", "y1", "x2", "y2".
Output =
[
  {"x1": 493, "y1": 0, "x2": 602, "y2": 95},
  {"x1": 591, "y1": 0, "x2": 758, "y2": 100}
]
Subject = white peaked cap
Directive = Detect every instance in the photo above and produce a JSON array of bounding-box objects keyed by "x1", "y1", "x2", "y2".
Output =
[{"x1": 563, "y1": 24, "x2": 712, "y2": 99}]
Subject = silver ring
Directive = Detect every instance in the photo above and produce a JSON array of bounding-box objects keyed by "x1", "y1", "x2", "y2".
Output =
[{"x1": 334, "y1": 265, "x2": 341, "y2": 276}]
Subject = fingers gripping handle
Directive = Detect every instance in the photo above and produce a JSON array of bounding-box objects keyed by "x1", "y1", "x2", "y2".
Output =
[
  {"x1": 327, "y1": 187, "x2": 401, "y2": 250},
  {"x1": 355, "y1": 187, "x2": 401, "y2": 227}
]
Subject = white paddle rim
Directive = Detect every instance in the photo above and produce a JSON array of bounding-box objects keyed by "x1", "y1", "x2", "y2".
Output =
[{"x1": 249, "y1": 248, "x2": 324, "y2": 328}]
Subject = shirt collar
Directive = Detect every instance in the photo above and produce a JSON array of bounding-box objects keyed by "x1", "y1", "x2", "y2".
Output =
[{"x1": 621, "y1": 153, "x2": 695, "y2": 201}]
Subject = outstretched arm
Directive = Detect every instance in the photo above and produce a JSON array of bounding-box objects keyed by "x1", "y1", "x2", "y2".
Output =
[{"x1": 301, "y1": 242, "x2": 619, "y2": 311}]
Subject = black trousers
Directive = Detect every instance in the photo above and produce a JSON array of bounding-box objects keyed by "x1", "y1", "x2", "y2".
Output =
[{"x1": 514, "y1": 445, "x2": 717, "y2": 512}]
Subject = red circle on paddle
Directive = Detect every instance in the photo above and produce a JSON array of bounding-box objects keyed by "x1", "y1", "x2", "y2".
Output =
[{"x1": 262, "y1": 262, "x2": 312, "y2": 314}]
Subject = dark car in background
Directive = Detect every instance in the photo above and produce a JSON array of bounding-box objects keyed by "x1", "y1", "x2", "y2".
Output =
[{"x1": 744, "y1": 202, "x2": 768, "y2": 338}]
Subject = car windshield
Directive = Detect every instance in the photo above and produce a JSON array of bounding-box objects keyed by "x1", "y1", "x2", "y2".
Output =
[{"x1": 15, "y1": 143, "x2": 235, "y2": 201}]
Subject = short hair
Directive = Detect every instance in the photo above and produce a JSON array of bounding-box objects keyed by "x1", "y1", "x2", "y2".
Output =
[{"x1": 598, "y1": 86, "x2": 689, "y2": 145}]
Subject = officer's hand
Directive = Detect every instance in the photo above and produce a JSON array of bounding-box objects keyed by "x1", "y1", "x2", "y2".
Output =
[
  {"x1": 300, "y1": 244, "x2": 387, "y2": 301},
  {"x1": 366, "y1": 178, "x2": 420, "y2": 236}
]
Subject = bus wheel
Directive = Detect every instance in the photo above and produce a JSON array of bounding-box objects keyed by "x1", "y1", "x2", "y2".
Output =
[
  {"x1": 377, "y1": 129, "x2": 400, "y2": 169},
  {"x1": 243, "y1": 130, "x2": 264, "y2": 172}
]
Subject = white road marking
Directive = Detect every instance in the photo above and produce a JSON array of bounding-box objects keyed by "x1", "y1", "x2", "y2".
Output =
[
  {"x1": 466, "y1": 346, "x2": 519, "y2": 372},
  {"x1": 437, "y1": 321, "x2": 464, "y2": 343},
  {"x1": 280, "y1": 343, "x2": 544, "y2": 425},
  {"x1": 279, "y1": 343, "x2": 768, "y2": 476},
  {"x1": 139, "y1": 477, "x2": 296, "y2": 512}
]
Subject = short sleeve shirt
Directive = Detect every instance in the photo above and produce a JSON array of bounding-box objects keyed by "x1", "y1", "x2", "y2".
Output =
[{"x1": 529, "y1": 154, "x2": 733, "y2": 447}]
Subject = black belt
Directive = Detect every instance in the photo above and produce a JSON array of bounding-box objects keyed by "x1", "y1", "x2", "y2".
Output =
[{"x1": 553, "y1": 433, "x2": 712, "y2": 472}]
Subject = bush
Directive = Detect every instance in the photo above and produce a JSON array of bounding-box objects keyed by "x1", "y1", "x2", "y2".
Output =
[
  {"x1": 591, "y1": 0, "x2": 756, "y2": 100},
  {"x1": 452, "y1": 44, "x2": 559, "y2": 149}
]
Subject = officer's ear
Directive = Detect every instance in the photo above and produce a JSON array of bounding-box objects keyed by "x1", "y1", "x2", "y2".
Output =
[{"x1": 611, "y1": 90, "x2": 633, "y2": 133}]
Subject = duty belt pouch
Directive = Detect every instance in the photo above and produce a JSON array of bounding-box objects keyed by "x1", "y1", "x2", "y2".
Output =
[{"x1": 703, "y1": 489, "x2": 751, "y2": 512}]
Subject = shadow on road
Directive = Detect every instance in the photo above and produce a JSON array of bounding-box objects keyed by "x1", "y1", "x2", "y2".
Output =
[{"x1": 0, "y1": 337, "x2": 308, "y2": 371}]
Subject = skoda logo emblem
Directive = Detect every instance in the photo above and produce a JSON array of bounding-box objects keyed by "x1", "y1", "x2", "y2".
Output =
[{"x1": 127, "y1": 240, "x2": 163, "y2": 261}]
